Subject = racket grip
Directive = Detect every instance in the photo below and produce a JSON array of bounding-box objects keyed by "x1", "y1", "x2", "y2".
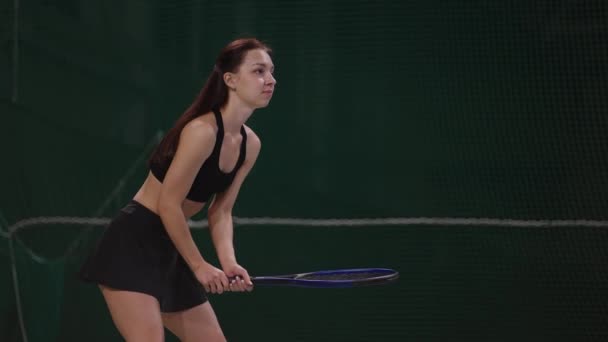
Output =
[{"x1": 228, "y1": 275, "x2": 254, "y2": 285}]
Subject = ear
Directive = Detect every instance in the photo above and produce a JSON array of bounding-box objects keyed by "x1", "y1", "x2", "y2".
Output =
[{"x1": 223, "y1": 72, "x2": 238, "y2": 91}]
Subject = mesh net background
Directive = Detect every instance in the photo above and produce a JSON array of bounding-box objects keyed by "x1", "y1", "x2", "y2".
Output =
[{"x1": 1, "y1": 1, "x2": 608, "y2": 341}]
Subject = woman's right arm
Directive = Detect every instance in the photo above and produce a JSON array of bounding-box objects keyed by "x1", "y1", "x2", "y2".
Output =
[{"x1": 157, "y1": 120, "x2": 230, "y2": 294}]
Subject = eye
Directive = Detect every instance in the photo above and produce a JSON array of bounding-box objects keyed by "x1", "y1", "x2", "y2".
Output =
[{"x1": 254, "y1": 69, "x2": 264, "y2": 74}]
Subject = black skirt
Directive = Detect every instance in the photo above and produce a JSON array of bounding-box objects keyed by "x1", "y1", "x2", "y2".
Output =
[{"x1": 79, "y1": 200, "x2": 208, "y2": 312}]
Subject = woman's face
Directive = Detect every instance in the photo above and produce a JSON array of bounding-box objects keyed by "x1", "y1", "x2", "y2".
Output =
[{"x1": 229, "y1": 49, "x2": 276, "y2": 109}]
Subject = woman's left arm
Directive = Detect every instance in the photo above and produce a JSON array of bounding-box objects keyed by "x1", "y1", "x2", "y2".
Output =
[{"x1": 207, "y1": 128, "x2": 261, "y2": 275}]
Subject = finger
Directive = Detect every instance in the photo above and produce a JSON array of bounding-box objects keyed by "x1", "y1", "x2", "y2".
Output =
[
  {"x1": 220, "y1": 274, "x2": 230, "y2": 290},
  {"x1": 229, "y1": 277, "x2": 237, "y2": 290},
  {"x1": 214, "y1": 280, "x2": 223, "y2": 294},
  {"x1": 208, "y1": 281, "x2": 218, "y2": 294},
  {"x1": 216, "y1": 279, "x2": 227, "y2": 294},
  {"x1": 230, "y1": 278, "x2": 241, "y2": 292},
  {"x1": 229, "y1": 276, "x2": 242, "y2": 292},
  {"x1": 235, "y1": 272, "x2": 253, "y2": 291},
  {"x1": 236, "y1": 277, "x2": 247, "y2": 292},
  {"x1": 242, "y1": 272, "x2": 254, "y2": 288}
]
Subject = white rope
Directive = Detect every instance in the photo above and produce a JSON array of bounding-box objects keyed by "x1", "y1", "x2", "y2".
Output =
[
  {"x1": 8, "y1": 217, "x2": 112, "y2": 233},
  {"x1": 232, "y1": 217, "x2": 608, "y2": 228},
  {"x1": 7, "y1": 215, "x2": 608, "y2": 234}
]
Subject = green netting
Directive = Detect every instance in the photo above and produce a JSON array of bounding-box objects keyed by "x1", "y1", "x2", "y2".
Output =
[{"x1": 2, "y1": 0, "x2": 608, "y2": 341}]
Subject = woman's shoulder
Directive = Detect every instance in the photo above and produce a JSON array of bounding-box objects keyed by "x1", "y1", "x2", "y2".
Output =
[
  {"x1": 182, "y1": 114, "x2": 218, "y2": 139},
  {"x1": 243, "y1": 124, "x2": 261, "y2": 148},
  {"x1": 176, "y1": 116, "x2": 218, "y2": 157},
  {"x1": 242, "y1": 124, "x2": 261, "y2": 162}
]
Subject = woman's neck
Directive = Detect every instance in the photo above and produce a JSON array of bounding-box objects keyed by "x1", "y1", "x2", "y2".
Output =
[{"x1": 220, "y1": 100, "x2": 253, "y2": 134}]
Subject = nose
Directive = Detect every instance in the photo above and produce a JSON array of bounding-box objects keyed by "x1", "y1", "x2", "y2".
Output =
[{"x1": 266, "y1": 73, "x2": 277, "y2": 85}]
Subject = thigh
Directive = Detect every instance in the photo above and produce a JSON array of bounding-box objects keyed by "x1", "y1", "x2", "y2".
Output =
[
  {"x1": 100, "y1": 285, "x2": 165, "y2": 342},
  {"x1": 162, "y1": 302, "x2": 226, "y2": 342}
]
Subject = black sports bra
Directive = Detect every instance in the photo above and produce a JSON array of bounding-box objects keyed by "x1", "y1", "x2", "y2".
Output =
[{"x1": 149, "y1": 109, "x2": 247, "y2": 203}]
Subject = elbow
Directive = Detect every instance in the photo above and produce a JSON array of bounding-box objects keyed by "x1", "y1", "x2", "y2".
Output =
[
  {"x1": 208, "y1": 204, "x2": 230, "y2": 223},
  {"x1": 157, "y1": 196, "x2": 182, "y2": 219}
]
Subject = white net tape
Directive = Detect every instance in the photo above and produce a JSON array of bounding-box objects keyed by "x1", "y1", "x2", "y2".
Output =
[{"x1": 7, "y1": 215, "x2": 608, "y2": 234}]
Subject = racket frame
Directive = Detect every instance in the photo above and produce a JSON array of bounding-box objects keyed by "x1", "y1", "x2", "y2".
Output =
[{"x1": 249, "y1": 268, "x2": 399, "y2": 288}]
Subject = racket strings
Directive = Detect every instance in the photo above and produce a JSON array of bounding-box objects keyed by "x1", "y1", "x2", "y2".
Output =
[{"x1": 297, "y1": 271, "x2": 391, "y2": 281}]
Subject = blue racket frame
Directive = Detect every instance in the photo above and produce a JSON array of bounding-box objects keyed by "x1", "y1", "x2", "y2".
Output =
[{"x1": 250, "y1": 268, "x2": 399, "y2": 288}]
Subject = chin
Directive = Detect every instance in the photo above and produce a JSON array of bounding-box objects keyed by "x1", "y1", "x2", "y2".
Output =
[{"x1": 254, "y1": 100, "x2": 272, "y2": 109}]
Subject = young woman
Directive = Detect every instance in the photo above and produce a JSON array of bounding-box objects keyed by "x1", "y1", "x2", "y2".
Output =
[{"x1": 80, "y1": 38, "x2": 276, "y2": 342}]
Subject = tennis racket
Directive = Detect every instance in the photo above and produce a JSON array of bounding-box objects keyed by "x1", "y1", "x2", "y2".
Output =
[{"x1": 238, "y1": 268, "x2": 399, "y2": 288}]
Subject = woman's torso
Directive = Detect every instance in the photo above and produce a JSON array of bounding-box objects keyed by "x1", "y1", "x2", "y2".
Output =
[
  {"x1": 133, "y1": 173, "x2": 206, "y2": 218},
  {"x1": 134, "y1": 111, "x2": 247, "y2": 218}
]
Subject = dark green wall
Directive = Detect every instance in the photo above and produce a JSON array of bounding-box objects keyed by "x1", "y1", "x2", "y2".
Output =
[{"x1": 1, "y1": 1, "x2": 607, "y2": 341}]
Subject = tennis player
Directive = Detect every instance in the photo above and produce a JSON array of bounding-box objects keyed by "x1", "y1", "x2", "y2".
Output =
[{"x1": 80, "y1": 37, "x2": 276, "y2": 341}]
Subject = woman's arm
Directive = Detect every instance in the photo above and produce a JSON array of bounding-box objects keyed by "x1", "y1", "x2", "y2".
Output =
[
  {"x1": 157, "y1": 121, "x2": 216, "y2": 272},
  {"x1": 208, "y1": 128, "x2": 261, "y2": 270}
]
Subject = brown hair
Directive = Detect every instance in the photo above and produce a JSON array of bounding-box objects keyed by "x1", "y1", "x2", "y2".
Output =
[{"x1": 149, "y1": 38, "x2": 272, "y2": 165}]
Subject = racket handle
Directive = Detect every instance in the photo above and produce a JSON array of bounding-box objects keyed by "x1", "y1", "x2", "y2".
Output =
[{"x1": 228, "y1": 275, "x2": 254, "y2": 285}]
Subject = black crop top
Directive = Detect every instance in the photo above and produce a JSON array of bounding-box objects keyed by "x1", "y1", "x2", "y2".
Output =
[{"x1": 149, "y1": 109, "x2": 247, "y2": 203}]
